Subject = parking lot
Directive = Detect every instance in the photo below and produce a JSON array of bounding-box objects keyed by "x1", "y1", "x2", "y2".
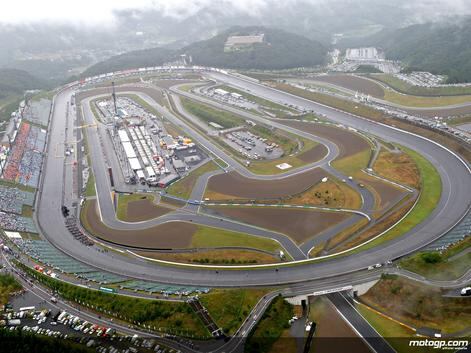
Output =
[{"x1": 223, "y1": 129, "x2": 283, "y2": 161}]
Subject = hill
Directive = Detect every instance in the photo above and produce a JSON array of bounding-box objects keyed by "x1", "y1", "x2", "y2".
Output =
[
  {"x1": 82, "y1": 27, "x2": 327, "y2": 76},
  {"x1": 182, "y1": 27, "x2": 327, "y2": 70},
  {"x1": 0, "y1": 69, "x2": 46, "y2": 100},
  {"x1": 340, "y1": 18, "x2": 471, "y2": 83},
  {"x1": 81, "y1": 47, "x2": 174, "y2": 77}
]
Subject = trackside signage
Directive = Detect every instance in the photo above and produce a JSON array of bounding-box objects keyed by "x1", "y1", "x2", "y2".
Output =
[
  {"x1": 409, "y1": 339, "x2": 468, "y2": 350},
  {"x1": 311, "y1": 285, "x2": 353, "y2": 296}
]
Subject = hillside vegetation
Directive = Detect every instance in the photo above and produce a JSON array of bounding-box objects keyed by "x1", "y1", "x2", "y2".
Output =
[
  {"x1": 82, "y1": 47, "x2": 174, "y2": 77},
  {"x1": 0, "y1": 68, "x2": 46, "y2": 100},
  {"x1": 83, "y1": 26, "x2": 327, "y2": 76},
  {"x1": 184, "y1": 26, "x2": 327, "y2": 70}
]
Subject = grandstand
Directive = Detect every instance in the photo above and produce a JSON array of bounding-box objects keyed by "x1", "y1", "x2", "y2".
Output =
[
  {"x1": 1, "y1": 122, "x2": 47, "y2": 188},
  {"x1": 20, "y1": 240, "x2": 96, "y2": 274},
  {"x1": 77, "y1": 271, "x2": 127, "y2": 284},
  {"x1": 0, "y1": 186, "x2": 35, "y2": 214},
  {"x1": 0, "y1": 212, "x2": 37, "y2": 233},
  {"x1": 424, "y1": 213, "x2": 471, "y2": 252}
]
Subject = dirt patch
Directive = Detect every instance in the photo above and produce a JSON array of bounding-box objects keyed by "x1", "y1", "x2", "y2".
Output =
[
  {"x1": 313, "y1": 74, "x2": 385, "y2": 98},
  {"x1": 285, "y1": 180, "x2": 362, "y2": 209},
  {"x1": 208, "y1": 206, "x2": 351, "y2": 244},
  {"x1": 137, "y1": 249, "x2": 280, "y2": 265},
  {"x1": 206, "y1": 168, "x2": 327, "y2": 200},
  {"x1": 126, "y1": 199, "x2": 171, "y2": 222},
  {"x1": 83, "y1": 200, "x2": 196, "y2": 248},
  {"x1": 374, "y1": 150, "x2": 420, "y2": 189},
  {"x1": 297, "y1": 143, "x2": 328, "y2": 163},
  {"x1": 279, "y1": 121, "x2": 370, "y2": 159}
]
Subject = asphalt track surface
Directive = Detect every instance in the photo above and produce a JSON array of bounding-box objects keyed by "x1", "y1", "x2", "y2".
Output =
[
  {"x1": 35, "y1": 70, "x2": 471, "y2": 287},
  {"x1": 327, "y1": 292, "x2": 396, "y2": 353}
]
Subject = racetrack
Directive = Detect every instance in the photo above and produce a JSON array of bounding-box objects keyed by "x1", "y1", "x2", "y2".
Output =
[{"x1": 32, "y1": 69, "x2": 470, "y2": 287}]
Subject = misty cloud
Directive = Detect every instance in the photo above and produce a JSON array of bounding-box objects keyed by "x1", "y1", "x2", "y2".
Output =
[{"x1": 2, "y1": 0, "x2": 470, "y2": 26}]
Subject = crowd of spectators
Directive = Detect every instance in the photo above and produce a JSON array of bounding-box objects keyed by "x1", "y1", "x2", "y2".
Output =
[
  {"x1": 0, "y1": 186, "x2": 35, "y2": 214},
  {"x1": 0, "y1": 211, "x2": 37, "y2": 233},
  {"x1": 1, "y1": 122, "x2": 47, "y2": 188}
]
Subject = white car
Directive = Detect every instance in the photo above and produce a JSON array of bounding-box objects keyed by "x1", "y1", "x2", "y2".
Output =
[{"x1": 460, "y1": 287, "x2": 471, "y2": 296}]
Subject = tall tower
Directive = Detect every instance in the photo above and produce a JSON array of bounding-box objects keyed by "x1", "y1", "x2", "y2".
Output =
[{"x1": 111, "y1": 81, "x2": 118, "y2": 116}]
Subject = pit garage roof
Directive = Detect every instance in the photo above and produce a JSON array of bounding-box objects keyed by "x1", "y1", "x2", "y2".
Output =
[
  {"x1": 118, "y1": 129, "x2": 130, "y2": 143},
  {"x1": 122, "y1": 141, "x2": 137, "y2": 158},
  {"x1": 128, "y1": 157, "x2": 142, "y2": 171}
]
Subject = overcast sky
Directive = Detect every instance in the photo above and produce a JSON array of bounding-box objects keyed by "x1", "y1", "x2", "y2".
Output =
[{"x1": 1, "y1": 0, "x2": 470, "y2": 25}]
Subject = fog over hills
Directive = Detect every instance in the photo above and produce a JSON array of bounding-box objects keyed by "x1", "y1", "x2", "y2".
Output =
[{"x1": 0, "y1": 0, "x2": 470, "y2": 82}]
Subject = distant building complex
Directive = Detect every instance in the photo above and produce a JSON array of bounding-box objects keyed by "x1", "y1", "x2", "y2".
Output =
[
  {"x1": 224, "y1": 34, "x2": 265, "y2": 51},
  {"x1": 345, "y1": 47, "x2": 384, "y2": 61}
]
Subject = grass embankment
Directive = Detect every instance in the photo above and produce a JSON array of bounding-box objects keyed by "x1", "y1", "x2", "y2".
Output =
[
  {"x1": 116, "y1": 193, "x2": 152, "y2": 219},
  {"x1": 382, "y1": 89, "x2": 471, "y2": 108},
  {"x1": 84, "y1": 170, "x2": 96, "y2": 197},
  {"x1": 116, "y1": 193, "x2": 170, "y2": 221},
  {"x1": 371, "y1": 74, "x2": 471, "y2": 97},
  {"x1": 244, "y1": 295, "x2": 294, "y2": 353},
  {"x1": 360, "y1": 276, "x2": 471, "y2": 334},
  {"x1": 353, "y1": 148, "x2": 441, "y2": 251},
  {"x1": 16, "y1": 262, "x2": 209, "y2": 338},
  {"x1": 0, "y1": 274, "x2": 22, "y2": 305},
  {"x1": 181, "y1": 97, "x2": 244, "y2": 128},
  {"x1": 21, "y1": 205, "x2": 33, "y2": 217},
  {"x1": 139, "y1": 249, "x2": 280, "y2": 265},
  {"x1": 200, "y1": 288, "x2": 269, "y2": 335},
  {"x1": 373, "y1": 149, "x2": 420, "y2": 188},
  {"x1": 167, "y1": 161, "x2": 218, "y2": 199},
  {"x1": 331, "y1": 149, "x2": 371, "y2": 176},
  {"x1": 285, "y1": 179, "x2": 362, "y2": 209},
  {"x1": 399, "y1": 236, "x2": 471, "y2": 280},
  {"x1": 332, "y1": 149, "x2": 387, "y2": 211},
  {"x1": 191, "y1": 226, "x2": 282, "y2": 253},
  {"x1": 89, "y1": 99, "x2": 103, "y2": 121}
]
